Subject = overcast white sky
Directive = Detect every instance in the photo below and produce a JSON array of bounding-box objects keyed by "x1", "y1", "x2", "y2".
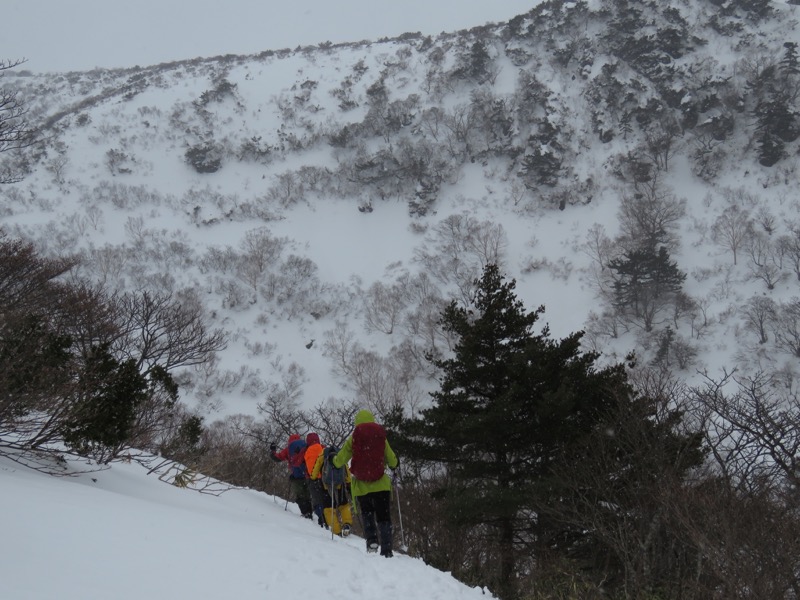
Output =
[{"x1": 6, "y1": 0, "x2": 536, "y2": 73}]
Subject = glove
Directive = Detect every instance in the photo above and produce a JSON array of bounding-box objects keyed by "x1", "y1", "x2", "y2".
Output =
[{"x1": 269, "y1": 442, "x2": 277, "y2": 453}]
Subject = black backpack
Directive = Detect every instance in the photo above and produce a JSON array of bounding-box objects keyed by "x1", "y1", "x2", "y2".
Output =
[{"x1": 322, "y1": 446, "x2": 346, "y2": 487}]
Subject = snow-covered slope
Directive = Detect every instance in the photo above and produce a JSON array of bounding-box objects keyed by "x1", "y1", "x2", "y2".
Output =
[{"x1": 0, "y1": 450, "x2": 490, "y2": 600}]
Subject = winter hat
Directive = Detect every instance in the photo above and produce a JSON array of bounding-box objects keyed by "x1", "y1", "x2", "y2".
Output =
[
  {"x1": 306, "y1": 432, "x2": 320, "y2": 445},
  {"x1": 288, "y1": 433, "x2": 301, "y2": 443},
  {"x1": 354, "y1": 409, "x2": 375, "y2": 425}
]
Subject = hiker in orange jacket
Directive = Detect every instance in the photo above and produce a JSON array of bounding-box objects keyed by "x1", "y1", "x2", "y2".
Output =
[{"x1": 303, "y1": 432, "x2": 327, "y2": 527}]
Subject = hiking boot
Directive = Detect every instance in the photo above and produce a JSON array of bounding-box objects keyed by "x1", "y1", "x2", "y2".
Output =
[
  {"x1": 341, "y1": 524, "x2": 351, "y2": 537},
  {"x1": 367, "y1": 540, "x2": 379, "y2": 553},
  {"x1": 378, "y1": 521, "x2": 393, "y2": 558}
]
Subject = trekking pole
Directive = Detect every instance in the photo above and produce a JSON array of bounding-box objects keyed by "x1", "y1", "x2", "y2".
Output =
[
  {"x1": 393, "y1": 469, "x2": 406, "y2": 551},
  {"x1": 351, "y1": 478, "x2": 365, "y2": 537},
  {"x1": 266, "y1": 439, "x2": 278, "y2": 505},
  {"x1": 330, "y1": 469, "x2": 335, "y2": 541}
]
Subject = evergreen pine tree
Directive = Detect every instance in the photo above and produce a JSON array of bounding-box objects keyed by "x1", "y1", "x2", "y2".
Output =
[
  {"x1": 0, "y1": 313, "x2": 72, "y2": 420},
  {"x1": 652, "y1": 326, "x2": 675, "y2": 367},
  {"x1": 398, "y1": 265, "x2": 637, "y2": 599},
  {"x1": 468, "y1": 40, "x2": 491, "y2": 82},
  {"x1": 780, "y1": 42, "x2": 800, "y2": 78},
  {"x1": 61, "y1": 343, "x2": 148, "y2": 463},
  {"x1": 609, "y1": 246, "x2": 686, "y2": 331},
  {"x1": 756, "y1": 128, "x2": 786, "y2": 167}
]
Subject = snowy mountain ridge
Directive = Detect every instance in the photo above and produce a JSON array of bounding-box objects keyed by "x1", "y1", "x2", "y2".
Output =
[{"x1": 2, "y1": 0, "x2": 800, "y2": 425}]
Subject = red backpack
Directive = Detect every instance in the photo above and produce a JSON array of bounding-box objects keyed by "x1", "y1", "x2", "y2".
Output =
[{"x1": 350, "y1": 422, "x2": 386, "y2": 482}]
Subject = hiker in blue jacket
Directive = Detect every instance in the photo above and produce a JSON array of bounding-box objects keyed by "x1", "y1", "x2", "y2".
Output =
[{"x1": 329, "y1": 409, "x2": 398, "y2": 557}]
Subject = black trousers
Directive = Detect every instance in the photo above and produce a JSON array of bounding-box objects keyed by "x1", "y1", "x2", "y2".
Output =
[
  {"x1": 357, "y1": 491, "x2": 393, "y2": 555},
  {"x1": 289, "y1": 476, "x2": 312, "y2": 517},
  {"x1": 357, "y1": 490, "x2": 391, "y2": 522}
]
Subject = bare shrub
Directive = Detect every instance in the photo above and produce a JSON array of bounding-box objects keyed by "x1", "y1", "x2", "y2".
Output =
[
  {"x1": 777, "y1": 223, "x2": 800, "y2": 281},
  {"x1": 711, "y1": 203, "x2": 753, "y2": 266},
  {"x1": 363, "y1": 280, "x2": 408, "y2": 334},
  {"x1": 746, "y1": 232, "x2": 784, "y2": 290},
  {"x1": 0, "y1": 59, "x2": 38, "y2": 183},
  {"x1": 772, "y1": 298, "x2": 800, "y2": 358},
  {"x1": 267, "y1": 170, "x2": 305, "y2": 207},
  {"x1": 236, "y1": 227, "x2": 288, "y2": 297},
  {"x1": 322, "y1": 322, "x2": 421, "y2": 418},
  {"x1": 112, "y1": 289, "x2": 227, "y2": 376},
  {"x1": 617, "y1": 180, "x2": 686, "y2": 252},
  {"x1": 741, "y1": 295, "x2": 777, "y2": 344},
  {"x1": 414, "y1": 213, "x2": 507, "y2": 305}
]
